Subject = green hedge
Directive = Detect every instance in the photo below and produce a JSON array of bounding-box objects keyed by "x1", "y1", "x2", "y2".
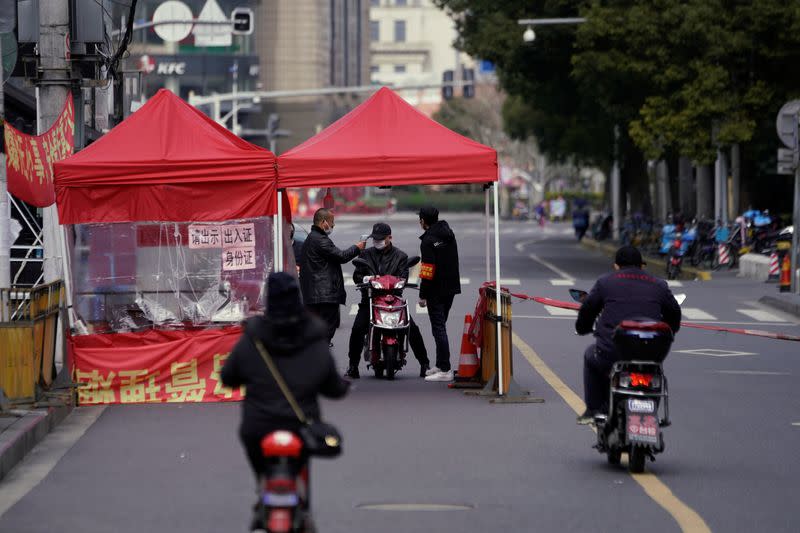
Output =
[{"x1": 394, "y1": 191, "x2": 486, "y2": 212}]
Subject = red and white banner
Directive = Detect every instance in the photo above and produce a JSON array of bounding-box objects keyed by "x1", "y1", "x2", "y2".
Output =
[
  {"x1": 70, "y1": 326, "x2": 245, "y2": 405},
  {"x1": 5, "y1": 96, "x2": 74, "y2": 207}
]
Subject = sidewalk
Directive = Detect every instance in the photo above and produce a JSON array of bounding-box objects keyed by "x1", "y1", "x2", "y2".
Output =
[
  {"x1": 760, "y1": 292, "x2": 800, "y2": 319},
  {"x1": 580, "y1": 238, "x2": 713, "y2": 281},
  {"x1": 0, "y1": 400, "x2": 72, "y2": 481}
]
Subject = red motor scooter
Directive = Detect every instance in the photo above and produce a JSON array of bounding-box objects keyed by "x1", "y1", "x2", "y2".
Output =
[
  {"x1": 254, "y1": 431, "x2": 312, "y2": 533},
  {"x1": 352, "y1": 256, "x2": 420, "y2": 380}
]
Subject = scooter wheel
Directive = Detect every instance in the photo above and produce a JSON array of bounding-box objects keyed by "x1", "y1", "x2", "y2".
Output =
[
  {"x1": 628, "y1": 446, "x2": 646, "y2": 473},
  {"x1": 383, "y1": 344, "x2": 398, "y2": 381},
  {"x1": 607, "y1": 448, "x2": 621, "y2": 466}
]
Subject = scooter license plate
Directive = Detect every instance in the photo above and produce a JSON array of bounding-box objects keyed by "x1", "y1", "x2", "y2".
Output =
[
  {"x1": 626, "y1": 399, "x2": 659, "y2": 445},
  {"x1": 262, "y1": 492, "x2": 299, "y2": 507}
]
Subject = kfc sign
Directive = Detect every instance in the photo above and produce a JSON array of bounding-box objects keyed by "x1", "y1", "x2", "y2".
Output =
[{"x1": 157, "y1": 62, "x2": 187, "y2": 75}]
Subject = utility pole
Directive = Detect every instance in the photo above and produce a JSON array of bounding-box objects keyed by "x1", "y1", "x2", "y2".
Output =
[
  {"x1": 0, "y1": 35, "x2": 9, "y2": 289},
  {"x1": 611, "y1": 125, "x2": 621, "y2": 241},
  {"x1": 39, "y1": 0, "x2": 71, "y2": 284}
]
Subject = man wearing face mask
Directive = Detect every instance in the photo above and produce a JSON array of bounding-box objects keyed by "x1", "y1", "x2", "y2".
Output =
[
  {"x1": 345, "y1": 223, "x2": 431, "y2": 379},
  {"x1": 300, "y1": 208, "x2": 366, "y2": 345}
]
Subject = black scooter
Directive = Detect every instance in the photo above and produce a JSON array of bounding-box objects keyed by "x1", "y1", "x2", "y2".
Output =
[{"x1": 570, "y1": 289, "x2": 684, "y2": 473}]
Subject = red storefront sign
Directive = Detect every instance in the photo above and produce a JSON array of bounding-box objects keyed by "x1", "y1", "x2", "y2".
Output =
[
  {"x1": 5, "y1": 97, "x2": 75, "y2": 207},
  {"x1": 70, "y1": 327, "x2": 245, "y2": 405}
]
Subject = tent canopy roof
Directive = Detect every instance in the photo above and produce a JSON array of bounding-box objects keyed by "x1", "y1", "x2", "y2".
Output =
[
  {"x1": 55, "y1": 89, "x2": 276, "y2": 224},
  {"x1": 276, "y1": 87, "x2": 497, "y2": 188}
]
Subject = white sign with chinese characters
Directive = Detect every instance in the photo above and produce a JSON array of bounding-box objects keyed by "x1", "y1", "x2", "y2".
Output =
[
  {"x1": 222, "y1": 223, "x2": 255, "y2": 249},
  {"x1": 222, "y1": 247, "x2": 256, "y2": 271},
  {"x1": 189, "y1": 224, "x2": 222, "y2": 249}
]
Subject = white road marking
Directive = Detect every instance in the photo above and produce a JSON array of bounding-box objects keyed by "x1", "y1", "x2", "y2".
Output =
[
  {"x1": 792, "y1": 422, "x2": 800, "y2": 427},
  {"x1": 736, "y1": 309, "x2": 787, "y2": 323},
  {"x1": 666, "y1": 280, "x2": 683, "y2": 287},
  {"x1": 416, "y1": 303, "x2": 428, "y2": 315},
  {"x1": 349, "y1": 304, "x2": 358, "y2": 316},
  {"x1": 528, "y1": 253, "x2": 575, "y2": 282},
  {"x1": 714, "y1": 370, "x2": 790, "y2": 376},
  {"x1": 549, "y1": 279, "x2": 575, "y2": 286},
  {"x1": 500, "y1": 278, "x2": 521, "y2": 286},
  {"x1": 0, "y1": 407, "x2": 106, "y2": 516},
  {"x1": 681, "y1": 307, "x2": 717, "y2": 320},
  {"x1": 675, "y1": 348, "x2": 756, "y2": 357},
  {"x1": 344, "y1": 278, "x2": 355, "y2": 286},
  {"x1": 460, "y1": 277, "x2": 471, "y2": 285},
  {"x1": 544, "y1": 305, "x2": 578, "y2": 317}
]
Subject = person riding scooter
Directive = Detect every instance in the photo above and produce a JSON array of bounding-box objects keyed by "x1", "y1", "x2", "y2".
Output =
[
  {"x1": 574, "y1": 246, "x2": 682, "y2": 424},
  {"x1": 346, "y1": 222, "x2": 431, "y2": 378},
  {"x1": 221, "y1": 272, "x2": 350, "y2": 530}
]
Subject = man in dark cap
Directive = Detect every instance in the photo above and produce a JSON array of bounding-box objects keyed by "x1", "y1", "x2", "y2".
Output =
[
  {"x1": 417, "y1": 206, "x2": 462, "y2": 383},
  {"x1": 346, "y1": 222, "x2": 431, "y2": 378},
  {"x1": 574, "y1": 246, "x2": 682, "y2": 424}
]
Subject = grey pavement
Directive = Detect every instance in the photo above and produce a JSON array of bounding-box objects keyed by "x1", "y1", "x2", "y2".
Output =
[{"x1": 1, "y1": 217, "x2": 799, "y2": 532}]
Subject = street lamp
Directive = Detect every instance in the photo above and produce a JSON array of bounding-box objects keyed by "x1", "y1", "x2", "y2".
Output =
[{"x1": 523, "y1": 26, "x2": 536, "y2": 43}]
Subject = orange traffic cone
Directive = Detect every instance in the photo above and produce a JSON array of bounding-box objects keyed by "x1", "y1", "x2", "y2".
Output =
[
  {"x1": 779, "y1": 254, "x2": 792, "y2": 292},
  {"x1": 453, "y1": 314, "x2": 480, "y2": 380}
]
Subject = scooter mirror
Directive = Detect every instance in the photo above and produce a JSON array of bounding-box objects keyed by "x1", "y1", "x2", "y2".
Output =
[
  {"x1": 674, "y1": 293, "x2": 687, "y2": 305},
  {"x1": 569, "y1": 289, "x2": 589, "y2": 303},
  {"x1": 406, "y1": 256, "x2": 421, "y2": 268},
  {"x1": 352, "y1": 257, "x2": 375, "y2": 275}
]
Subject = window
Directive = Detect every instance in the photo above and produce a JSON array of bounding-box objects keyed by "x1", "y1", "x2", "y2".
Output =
[
  {"x1": 370, "y1": 0, "x2": 380, "y2": 5},
  {"x1": 370, "y1": 65, "x2": 380, "y2": 73},
  {"x1": 395, "y1": 0, "x2": 407, "y2": 5},
  {"x1": 394, "y1": 64, "x2": 406, "y2": 73},
  {"x1": 394, "y1": 20, "x2": 406, "y2": 42},
  {"x1": 370, "y1": 20, "x2": 380, "y2": 42}
]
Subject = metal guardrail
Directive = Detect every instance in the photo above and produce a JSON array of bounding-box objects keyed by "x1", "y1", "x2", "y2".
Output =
[{"x1": 0, "y1": 281, "x2": 64, "y2": 403}]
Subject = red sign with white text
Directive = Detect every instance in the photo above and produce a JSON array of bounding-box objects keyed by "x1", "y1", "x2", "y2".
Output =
[{"x1": 5, "y1": 97, "x2": 75, "y2": 207}]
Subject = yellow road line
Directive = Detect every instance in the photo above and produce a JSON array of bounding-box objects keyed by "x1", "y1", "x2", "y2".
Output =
[{"x1": 512, "y1": 333, "x2": 712, "y2": 533}]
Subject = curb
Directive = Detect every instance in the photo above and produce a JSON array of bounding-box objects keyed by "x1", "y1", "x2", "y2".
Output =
[
  {"x1": 759, "y1": 295, "x2": 800, "y2": 319},
  {"x1": 580, "y1": 238, "x2": 712, "y2": 281},
  {"x1": 0, "y1": 403, "x2": 73, "y2": 481}
]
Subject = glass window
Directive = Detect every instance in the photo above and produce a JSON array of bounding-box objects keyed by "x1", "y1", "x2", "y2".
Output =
[
  {"x1": 370, "y1": 20, "x2": 380, "y2": 42},
  {"x1": 370, "y1": 65, "x2": 380, "y2": 73},
  {"x1": 395, "y1": 0, "x2": 407, "y2": 6},
  {"x1": 394, "y1": 64, "x2": 406, "y2": 73},
  {"x1": 394, "y1": 20, "x2": 406, "y2": 42},
  {"x1": 370, "y1": 0, "x2": 380, "y2": 5}
]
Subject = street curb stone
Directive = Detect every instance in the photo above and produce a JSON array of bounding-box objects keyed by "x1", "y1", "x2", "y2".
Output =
[
  {"x1": 759, "y1": 294, "x2": 800, "y2": 319},
  {"x1": 0, "y1": 404, "x2": 73, "y2": 481},
  {"x1": 580, "y1": 238, "x2": 712, "y2": 281}
]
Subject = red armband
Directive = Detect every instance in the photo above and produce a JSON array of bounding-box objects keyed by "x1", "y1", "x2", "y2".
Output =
[{"x1": 419, "y1": 262, "x2": 436, "y2": 280}]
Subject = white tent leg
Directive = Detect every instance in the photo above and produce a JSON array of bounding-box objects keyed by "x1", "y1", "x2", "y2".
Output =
[
  {"x1": 276, "y1": 190, "x2": 284, "y2": 272},
  {"x1": 485, "y1": 186, "x2": 491, "y2": 280},
  {"x1": 493, "y1": 183, "x2": 504, "y2": 395}
]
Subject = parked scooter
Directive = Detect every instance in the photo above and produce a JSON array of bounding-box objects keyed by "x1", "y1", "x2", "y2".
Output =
[
  {"x1": 352, "y1": 256, "x2": 420, "y2": 380},
  {"x1": 569, "y1": 289, "x2": 685, "y2": 473}
]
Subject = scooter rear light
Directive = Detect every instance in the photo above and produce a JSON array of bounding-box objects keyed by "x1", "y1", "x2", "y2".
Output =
[
  {"x1": 630, "y1": 372, "x2": 652, "y2": 387},
  {"x1": 619, "y1": 372, "x2": 661, "y2": 389},
  {"x1": 267, "y1": 508, "x2": 292, "y2": 533},
  {"x1": 265, "y1": 477, "x2": 297, "y2": 493}
]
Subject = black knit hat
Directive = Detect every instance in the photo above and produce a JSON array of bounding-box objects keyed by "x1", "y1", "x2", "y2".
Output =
[
  {"x1": 418, "y1": 206, "x2": 439, "y2": 226},
  {"x1": 266, "y1": 272, "x2": 304, "y2": 323}
]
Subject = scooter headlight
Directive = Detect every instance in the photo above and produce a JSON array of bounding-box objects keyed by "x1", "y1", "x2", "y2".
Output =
[
  {"x1": 378, "y1": 310, "x2": 402, "y2": 328},
  {"x1": 394, "y1": 280, "x2": 406, "y2": 289}
]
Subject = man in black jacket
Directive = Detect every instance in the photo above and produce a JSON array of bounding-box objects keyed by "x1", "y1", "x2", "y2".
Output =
[
  {"x1": 345, "y1": 222, "x2": 430, "y2": 378},
  {"x1": 417, "y1": 206, "x2": 461, "y2": 382},
  {"x1": 575, "y1": 246, "x2": 682, "y2": 424},
  {"x1": 221, "y1": 272, "x2": 350, "y2": 479},
  {"x1": 299, "y1": 208, "x2": 365, "y2": 344}
]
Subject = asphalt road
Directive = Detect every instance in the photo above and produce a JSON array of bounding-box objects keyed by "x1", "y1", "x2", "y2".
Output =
[{"x1": 2, "y1": 214, "x2": 799, "y2": 533}]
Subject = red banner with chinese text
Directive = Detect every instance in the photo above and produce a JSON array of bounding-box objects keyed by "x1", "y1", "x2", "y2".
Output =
[
  {"x1": 5, "y1": 97, "x2": 75, "y2": 207},
  {"x1": 69, "y1": 326, "x2": 245, "y2": 405}
]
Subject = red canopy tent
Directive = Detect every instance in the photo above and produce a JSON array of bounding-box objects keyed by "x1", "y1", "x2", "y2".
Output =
[
  {"x1": 53, "y1": 89, "x2": 280, "y2": 405},
  {"x1": 55, "y1": 89, "x2": 277, "y2": 224},
  {"x1": 275, "y1": 87, "x2": 513, "y2": 395}
]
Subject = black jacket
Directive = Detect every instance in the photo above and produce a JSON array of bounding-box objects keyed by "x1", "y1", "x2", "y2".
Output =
[
  {"x1": 575, "y1": 267, "x2": 682, "y2": 358},
  {"x1": 353, "y1": 244, "x2": 410, "y2": 302},
  {"x1": 419, "y1": 220, "x2": 461, "y2": 301},
  {"x1": 299, "y1": 226, "x2": 360, "y2": 305},
  {"x1": 221, "y1": 314, "x2": 349, "y2": 437}
]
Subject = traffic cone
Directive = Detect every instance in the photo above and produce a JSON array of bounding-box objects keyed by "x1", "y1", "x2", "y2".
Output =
[
  {"x1": 450, "y1": 315, "x2": 480, "y2": 386},
  {"x1": 779, "y1": 254, "x2": 792, "y2": 292}
]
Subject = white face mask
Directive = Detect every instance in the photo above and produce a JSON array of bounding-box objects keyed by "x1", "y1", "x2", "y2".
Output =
[
  {"x1": 323, "y1": 220, "x2": 334, "y2": 235},
  {"x1": 374, "y1": 239, "x2": 387, "y2": 250}
]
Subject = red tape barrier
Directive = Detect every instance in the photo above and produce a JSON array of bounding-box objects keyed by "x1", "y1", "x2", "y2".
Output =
[{"x1": 487, "y1": 286, "x2": 800, "y2": 343}]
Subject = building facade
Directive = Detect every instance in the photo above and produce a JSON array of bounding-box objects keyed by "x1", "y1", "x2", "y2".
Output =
[{"x1": 368, "y1": 0, "x2": 471, "y2": 114}]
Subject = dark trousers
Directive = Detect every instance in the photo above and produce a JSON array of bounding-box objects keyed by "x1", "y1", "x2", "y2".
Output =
[
  {"x1": 306, "y1": 303, "x2": 340, "y2": 342},
  {"x1": 347, "y1": 301, "x2": 429, "y2": 368},
  {"x1": 583, "y1": 344, "x2": 614, "y2": 413},
  {"x1": 427, "y1": 294, "x2": 455, "y2": 372}
]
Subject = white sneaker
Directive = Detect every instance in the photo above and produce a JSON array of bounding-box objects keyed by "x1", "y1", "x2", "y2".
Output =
[
  {"x1": 424, "y1": 370, "x2": 454, "y2": 382},
  {"x1": 425, "y1": 366, "x2": 442, "y2": 377}
]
